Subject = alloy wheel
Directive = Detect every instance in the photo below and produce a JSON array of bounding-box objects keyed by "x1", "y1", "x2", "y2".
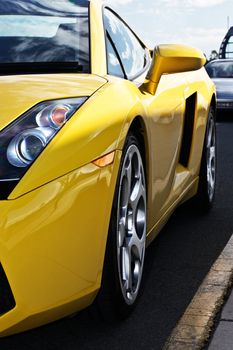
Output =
[
  {"x1": 206, "y1": 113, "x2": 216, "y2": 202},
  {"x1": 116, "y1": 144, "x2": 146, "y2": 305}
]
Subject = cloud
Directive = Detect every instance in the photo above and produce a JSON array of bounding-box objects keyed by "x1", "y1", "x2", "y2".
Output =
[
  {"x1": 147, "y1": 27, "x2": 226, "y2": 57},
  {"x1": 104, "y1": 0, "x2": 230, "y2": 59},
  {"x1": 160, "y1": 0, "x2": 227, "y2": 8},
  {"x1": 106, "y1": 0, "x2": 227, "y2": 7},
  {"x1": 105, "y1": 0, "x2": 134, "y2": 5}
]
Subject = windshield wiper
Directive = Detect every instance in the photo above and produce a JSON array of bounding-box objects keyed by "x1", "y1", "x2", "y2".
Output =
[{"x1": 0, "y1": 62, "x2": 83, "y2": 75}]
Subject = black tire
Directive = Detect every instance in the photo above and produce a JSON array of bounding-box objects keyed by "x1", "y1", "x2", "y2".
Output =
[
  {"x1": 94, "y1": 133, "x2": 147, "y2": 321},
  {"x1": 195, "y1": 106, "x2": 216, "y2": 211}
]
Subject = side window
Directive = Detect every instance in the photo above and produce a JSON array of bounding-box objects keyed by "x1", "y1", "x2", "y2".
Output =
[
  {"x1": 106, "y1": 36, "x2": 125, "y2": 78},
  {"x1": 104, "y1": 8, "x2": 149, "y2": 80}
]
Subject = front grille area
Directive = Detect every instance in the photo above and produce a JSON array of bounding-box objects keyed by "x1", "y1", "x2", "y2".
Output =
[{"x1": 0, "y1": 263, "x2": 16, "y2": 316}]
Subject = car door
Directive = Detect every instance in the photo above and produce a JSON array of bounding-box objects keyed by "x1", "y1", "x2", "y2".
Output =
[
  {"x1": 103, "y1": 8, "x2": 189, "y2": 231},
  {"x1": 145, "y1": 72, "x2": 191, "y2": 227}
]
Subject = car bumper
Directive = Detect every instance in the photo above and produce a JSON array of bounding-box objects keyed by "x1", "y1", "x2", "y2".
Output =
[
  {"x1": 0, "y1": 151, "x2": 121, "y2": 336},
  {"x1": 217, "y1": 100, "x2": 233, "y2": 110}
]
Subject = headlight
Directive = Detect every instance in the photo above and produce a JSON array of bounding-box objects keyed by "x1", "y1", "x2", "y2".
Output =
[
  {"x1": 7, "y1": 127, "x2": 55, "y2": 168},
  {"x1": 0, "y1": 97, "x2": 87, "y2": 198}
]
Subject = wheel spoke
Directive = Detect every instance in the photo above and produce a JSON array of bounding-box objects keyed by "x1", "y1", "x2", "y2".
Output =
[
  {"x1": 207, "y1": 119, "x2": 214, "y2": 147},
  {"x1": 118, "y1": 218, "x2": 126, "y2": 247},
  {"x1": 130, "y1": 173, "x2": 144, "y2": 213},
  {"x1": 120, "y1": 162, "x2": 132, "y2": 208},
  {"x1": 122, "y1": 246, "x2": 133, "y2": 293},
  {"x1": 131, "y1": 232, "x2": 145, "y2": 261},
  {"x1": 209, "y1": 145, "x2": 215, "y2": 159}
]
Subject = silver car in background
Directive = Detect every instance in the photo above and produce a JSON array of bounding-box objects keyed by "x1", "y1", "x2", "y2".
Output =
[{"x1": 206, "y1": 59, "x2": 233, "y2": 111}]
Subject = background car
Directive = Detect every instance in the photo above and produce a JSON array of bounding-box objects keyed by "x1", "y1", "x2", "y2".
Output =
[
  {"x1": 206, "y1": 59, "x2": 233, "y2": 111},
  {"x1": 0, "y1": 0, "x2": 216, "y2": 336}
]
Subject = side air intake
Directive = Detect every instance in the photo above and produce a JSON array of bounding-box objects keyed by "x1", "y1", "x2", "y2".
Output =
[
  {"x1": 0, "y1": 263, "x2": 16, "y2": 316},
  {"x1": 179, "y1": 93, "x2": 196, "y2": 167}
]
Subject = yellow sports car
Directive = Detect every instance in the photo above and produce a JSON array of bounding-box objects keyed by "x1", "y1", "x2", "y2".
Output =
[{"x1": 0, "y1": 0, "x2": 216, "y2": 336}]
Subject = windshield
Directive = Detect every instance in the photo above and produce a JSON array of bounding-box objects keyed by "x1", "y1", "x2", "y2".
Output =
[
  {"x1": 206, "y1": 61, "x2": 233, "y2": 78},
  {"x1": 0, "y1": 0, "x2": 90, "y2": 74}
]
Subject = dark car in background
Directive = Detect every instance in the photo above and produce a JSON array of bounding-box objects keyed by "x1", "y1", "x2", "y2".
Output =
[{"x1": 206, "y1": 59, "x2": 233, "y2": 112}]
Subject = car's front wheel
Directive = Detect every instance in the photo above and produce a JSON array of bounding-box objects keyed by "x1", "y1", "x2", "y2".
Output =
[{"x1": 96, "y1": 133, "x2": 147, "y2": 320}]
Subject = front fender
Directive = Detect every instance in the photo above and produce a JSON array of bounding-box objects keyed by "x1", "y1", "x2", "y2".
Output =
[{"x1": 9, "y1": 79, "x2": 146, "y2": 198}]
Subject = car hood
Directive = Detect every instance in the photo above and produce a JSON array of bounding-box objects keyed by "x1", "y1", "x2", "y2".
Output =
[
  {"x1": 0, "y1": 74, "x2": 107, "y2": 129},
  {"x1": 212, "y1": 78, "x2": 233, "y2": 99}
]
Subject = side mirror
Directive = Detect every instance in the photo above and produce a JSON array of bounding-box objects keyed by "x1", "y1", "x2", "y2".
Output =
[{"x1": 142, "y1": 44, "x2": 206, "y2": 95}]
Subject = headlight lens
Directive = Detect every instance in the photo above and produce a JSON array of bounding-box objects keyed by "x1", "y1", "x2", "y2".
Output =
[
  {"x1": 0, "y1": 97, "x2": 87, "y2": 197},
  {"x1": 7, "y1": 127, "x2": 55, "y2": 167},
  {"x1": 36, "y1": 104, "x2": 71, "y2": 129}
]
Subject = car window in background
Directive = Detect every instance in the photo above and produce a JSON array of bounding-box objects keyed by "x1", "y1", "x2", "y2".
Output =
[
  {"x1": 104, "y1": 8, "x2": 149, "y2": 80},
  {"x1": 206, "y1": 61, "x2": 233, "y2": 78}
]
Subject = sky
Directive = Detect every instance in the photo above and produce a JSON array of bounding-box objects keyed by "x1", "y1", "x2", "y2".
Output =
[{"x1": 105, "y1": 0, "x2": 233, "y2": 59}]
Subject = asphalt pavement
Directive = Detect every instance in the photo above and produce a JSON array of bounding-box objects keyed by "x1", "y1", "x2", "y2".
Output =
[{"x1": 1, "y1": 120, "x2": 233, "y2": 350}]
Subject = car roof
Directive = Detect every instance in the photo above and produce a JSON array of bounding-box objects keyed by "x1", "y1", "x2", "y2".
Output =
[{"x1": 208, "y1": 59, "x2": 233, "y2": 64}]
